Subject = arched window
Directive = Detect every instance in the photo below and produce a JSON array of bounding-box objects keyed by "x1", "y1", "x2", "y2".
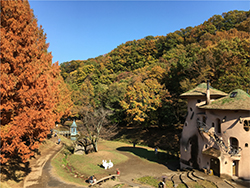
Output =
[{"x1": 230, "y1": 137, "x2": 238, "y2": 150}]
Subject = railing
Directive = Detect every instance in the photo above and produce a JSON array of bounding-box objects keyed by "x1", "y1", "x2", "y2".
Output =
[
  {"x1": 228, "y1": 147, "x2": 242, "y2": 157},
  {"x1": 53, "y1": 129, "x2": 79, "y2": 136},
  {"x1": 196, "y1": 120, "x2": 241, "y2": 157},
  {"x1": 54, "y1": 130, "x2": 70, "y2": 135}
]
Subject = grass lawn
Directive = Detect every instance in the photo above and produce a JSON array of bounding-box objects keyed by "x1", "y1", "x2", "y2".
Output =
[
  {"x1": 136, "y1": 176, "x2": 159, "y2": 187},
  {"x1": 51, "y1": 138, "x2": 180, "y2": 187},
  {"x1": 116, "y1": 143, "x2": 172, "y2": 165},
  {"x1": 51, "y1": 151, "x2": 88, "y2": 185},
  {"x1": 51, "y1": 139, "x2": 131, "y2": 186},
  {"x1": 51, "y1": 138, "x2": 171, "y2": 186},
  {"x1": 136, "y1": 176, "x2": 173, "y2": 188},
  {"x1": 68, "y1": 141, "x2": 129, "y2": 176},
  {"x1": 186, "y1": 180, "x2": 217, "y2": 188}
]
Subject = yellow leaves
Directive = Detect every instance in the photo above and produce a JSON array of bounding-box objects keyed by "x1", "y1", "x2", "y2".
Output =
[
  {"x1": 127, "y1": 107, "x2": 146, "y2": 122},
  {"x1": 70, "y1": 69, "x2": 78, "y2": 76},
  {"x1": 120, "y1": 100, "x2": 129, "y2": 110},
  {"x1": 0, "y1": 123, "x2": 12, "y2": 134},
  {"x1": 134, "y1": 116, "x2": 145, "y2": 122},
  {"x1": 149, "y1": 66, "x2": 166, "y2": 80},
  {"x1": 120, "y1": 72, "x2": 171, "y2": 126},
  {"x1": 80, "y1": 80, "x2": 94, "y2": 96}
]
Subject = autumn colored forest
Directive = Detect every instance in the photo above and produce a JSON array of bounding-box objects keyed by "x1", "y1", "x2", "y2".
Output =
[
  {"x1": 1, "y1": 0, "x2": 250, "y2": 171},
  {"x1": 61, "y1": 10, "x2": 250, "y2": 129}
]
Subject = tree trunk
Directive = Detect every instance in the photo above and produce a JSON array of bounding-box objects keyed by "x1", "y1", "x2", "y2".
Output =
[{"x1": 93, "y1": 141, "x2": 98, "y2": 152}]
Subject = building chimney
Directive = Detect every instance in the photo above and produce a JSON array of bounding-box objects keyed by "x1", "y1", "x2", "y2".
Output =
[{"x1": 206, "y1": 79, "x2": 210, "y2": 105}]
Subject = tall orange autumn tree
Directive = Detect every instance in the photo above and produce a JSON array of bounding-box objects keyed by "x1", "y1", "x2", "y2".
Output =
[{"x1": 0, "y1": 0, "x2": 71, "y2": 164}]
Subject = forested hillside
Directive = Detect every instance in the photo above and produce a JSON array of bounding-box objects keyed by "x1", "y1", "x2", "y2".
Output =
[{"x1": 60, "y1": 10, "x2": 250, "y2": 128}]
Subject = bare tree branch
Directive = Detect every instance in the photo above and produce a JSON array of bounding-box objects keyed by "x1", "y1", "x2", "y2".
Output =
[{"x1": 79, "y1": 106, "x2": 116, "y2": 152}]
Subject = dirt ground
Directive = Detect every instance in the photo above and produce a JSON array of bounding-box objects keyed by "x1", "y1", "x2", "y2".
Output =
[
  {"x1": 20, "y1": 138, "x2": 249, "y2": 188},
  {"x1": 17, "y1": 135, "x2": 176, "y2": 188},
  {"x1": 102, "y1": 150, "x2": 177, "y2": 187},
  {"x1": 3, "y1": 130, "x2": 249, "y2": 188}
]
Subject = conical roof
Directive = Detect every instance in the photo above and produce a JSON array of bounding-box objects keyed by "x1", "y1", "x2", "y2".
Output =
[
  {"x1": 199, "y1": 89, "x2": 250, "y2": 111},
  {"x1": 180, "y1": 83, "x2": 227, "y2": 98},
  {"x1": 71, "y1": 120, "x2": 77, "y2": 128}
]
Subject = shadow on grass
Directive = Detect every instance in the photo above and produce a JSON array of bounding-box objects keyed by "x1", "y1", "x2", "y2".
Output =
[{"x1": 116, "y1": 146, "x2": 180, "y2": 171}]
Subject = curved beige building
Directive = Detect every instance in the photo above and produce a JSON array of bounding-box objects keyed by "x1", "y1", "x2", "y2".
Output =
[{"x1": 180, "y1": 82, "x2": 250, "y2": 180}]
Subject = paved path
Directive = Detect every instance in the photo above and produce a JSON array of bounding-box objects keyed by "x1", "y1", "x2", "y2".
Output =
[{"x1": 23, "y1": 138, "x2": 85, "y2": 188}]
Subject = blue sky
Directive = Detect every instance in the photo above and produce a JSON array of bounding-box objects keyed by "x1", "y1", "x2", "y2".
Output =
[{"x1": 29, "y1": 1, "x2": 250, "y2": 64}]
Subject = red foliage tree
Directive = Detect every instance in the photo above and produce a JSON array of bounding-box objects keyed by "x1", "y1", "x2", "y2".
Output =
[{"x1": 0, "y1": 0, "x2": 70, "y2": 164}]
